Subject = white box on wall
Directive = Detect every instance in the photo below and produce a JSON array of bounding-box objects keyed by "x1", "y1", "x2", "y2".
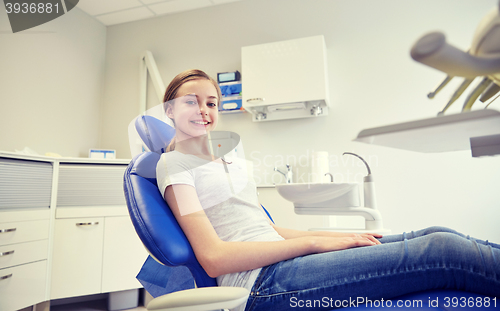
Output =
[{"x1": 242, "y1": 35, "x2": 330, "y2": 122}]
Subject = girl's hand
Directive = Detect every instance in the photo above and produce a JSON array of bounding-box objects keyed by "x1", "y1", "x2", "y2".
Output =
[
  {"x1": 327, "y1": 232, "x2": 382, "y2": 244},
  {"x1": 270, "y1": 224, "x2": 383, "y2": 247},
  {"x1": 311, "y1": 234, "x2": 380, "y2": 253},
  {"x1": 348, "y1": 233, "x2": 381, "y2": 245}
]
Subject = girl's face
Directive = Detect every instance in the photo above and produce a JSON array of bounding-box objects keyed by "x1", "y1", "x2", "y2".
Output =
[{"x1": 166, "y1": 79, "x2": 219, "y2": 140}]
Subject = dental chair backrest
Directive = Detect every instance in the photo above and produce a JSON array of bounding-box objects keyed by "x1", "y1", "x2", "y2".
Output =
[{"x1": 123, "y1": 115, "x2": 217, "y2": 288}]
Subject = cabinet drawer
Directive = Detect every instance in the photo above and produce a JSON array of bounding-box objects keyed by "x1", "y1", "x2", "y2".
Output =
[
  {"x1": 0, "y1": 240, "x2": 49, "y2": 269},
  {"x1": 0, "y1": 220, "x2": 50, "y2": 246},
  {"x1": 0, "y1": 260, "x2": 47, "y2": 311},
  {"x1": 1, "y1": 209, "x2": 50, "y2": 223}
]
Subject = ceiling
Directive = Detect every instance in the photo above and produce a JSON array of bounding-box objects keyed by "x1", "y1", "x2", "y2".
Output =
[{"x1": 76, "y1": 0, "x2": 243, "y2": 26}]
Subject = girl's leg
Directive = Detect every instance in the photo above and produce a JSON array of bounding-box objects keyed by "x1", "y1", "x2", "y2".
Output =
[
  {"x1": 379, "y1": 226, "x2": 500, "y2": 249},
  {"x1": 245, "y1": 228, "x2": 500, "y2": 311}
]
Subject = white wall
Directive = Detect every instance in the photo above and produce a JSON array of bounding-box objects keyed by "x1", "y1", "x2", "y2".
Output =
[
  {"x1": 2, "y1": 0, "x2": 498, "y2": 240},
  {"x1": 100, "y1": 0, "x2": 500, "y2": 240},
  {"x1": 0, "y1": 7, "x2": 106, "y2": 157}
]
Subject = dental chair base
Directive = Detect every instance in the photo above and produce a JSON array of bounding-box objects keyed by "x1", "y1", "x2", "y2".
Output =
[{"x1": 147, "y1": 286, "x2": 249, "y2": 311}]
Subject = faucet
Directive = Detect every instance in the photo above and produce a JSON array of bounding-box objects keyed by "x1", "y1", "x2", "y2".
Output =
[
  {"x1": 324, "y1": 173, "x2": 334, "y2": 182},
  {"x1": 274, "y1": 164, "x2": 293, "y2": 184},
  {"x1": 343, "y1": 152, "x2": 376, "y2": 209}
]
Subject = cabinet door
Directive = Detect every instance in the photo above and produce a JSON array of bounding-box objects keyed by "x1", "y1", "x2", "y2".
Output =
[
  {"x1": 50, "y1": 217, "x2": 104, "y2": 299},
  {"x1": 242, "y1": 35, "x2": 328, "y2": 107},
  {"x1": 101, "y1": 216, "x2": 148, "y2": 293}
]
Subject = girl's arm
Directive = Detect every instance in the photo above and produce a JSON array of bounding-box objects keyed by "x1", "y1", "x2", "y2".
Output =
[
  {"x1": 270, "y1": 223, "x2": 382, "y2": 244},
  {"x1": 165, "y1": 184, "x2": 378, "y2": 278}
]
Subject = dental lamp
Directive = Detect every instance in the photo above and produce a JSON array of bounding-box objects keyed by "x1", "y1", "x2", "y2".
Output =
[{"x1": 410, "y1": 2, "x2": 500, "y2": 115}]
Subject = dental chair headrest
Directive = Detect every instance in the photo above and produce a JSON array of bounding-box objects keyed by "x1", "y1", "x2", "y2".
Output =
[
  {"x1": 131, "y1": 152, "x2": 160, "y2": 179},
  {"x1": 135, "y1": 115, "x2": 176, "y2": 154}
]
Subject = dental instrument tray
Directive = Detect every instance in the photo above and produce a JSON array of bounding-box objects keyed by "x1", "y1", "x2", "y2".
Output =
[{"x1": 354, "y1": 109, "x2": 500, "y2": 156}]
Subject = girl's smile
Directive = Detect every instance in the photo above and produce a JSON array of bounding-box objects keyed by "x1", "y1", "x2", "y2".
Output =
[{"x1": 166, "y1": 79, "x2": 219, "y2": 141}]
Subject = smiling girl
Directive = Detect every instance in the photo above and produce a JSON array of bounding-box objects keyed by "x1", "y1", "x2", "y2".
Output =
[{"x1": 155, "y1": 69, "x2": 500, "y2": 311}]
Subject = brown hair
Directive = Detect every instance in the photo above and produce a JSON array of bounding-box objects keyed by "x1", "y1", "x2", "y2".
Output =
[{"x1": 163, "y1": 69, "x2": 222, "y2": 152}]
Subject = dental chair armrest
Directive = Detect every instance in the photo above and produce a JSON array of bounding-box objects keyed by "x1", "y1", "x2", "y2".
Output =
[{"x1": 147, "y1": 286, "x2": 250, "y2": 311}]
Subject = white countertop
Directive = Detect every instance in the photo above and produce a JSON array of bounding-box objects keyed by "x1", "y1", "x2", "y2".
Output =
[{"x1": 0, "y1": 151, "x2": 131, "y2": 165}]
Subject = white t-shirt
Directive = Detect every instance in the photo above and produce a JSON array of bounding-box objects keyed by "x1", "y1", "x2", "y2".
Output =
[{"x1": 156, "y1": 150, "x2": 284, "y2": 311}]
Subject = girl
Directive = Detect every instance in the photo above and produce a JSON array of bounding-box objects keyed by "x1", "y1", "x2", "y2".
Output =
[{"x1": 156, "y1": 69, "x2": 500, "y2": 311}]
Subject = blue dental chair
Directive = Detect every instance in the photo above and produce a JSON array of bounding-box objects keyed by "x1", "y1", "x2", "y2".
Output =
[
  {"x1": 124, "y1": 115, "x2": 499, "y2": 311},
  {"x1": 124, "y1": 115, "x2": 249, "y2": 310}
]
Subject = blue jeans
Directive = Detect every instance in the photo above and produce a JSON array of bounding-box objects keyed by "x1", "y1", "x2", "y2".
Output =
[{"x1": 244, "y1": 226, "x2": 500, "y2": 310}]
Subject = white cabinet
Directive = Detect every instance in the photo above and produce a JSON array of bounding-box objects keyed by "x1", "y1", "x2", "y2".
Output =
[
  {"x1": 0, "y1": 155, "x2": 53, "y2": 311},
  {"x1": 50, "y1": 215, "x2": 147, "y2": 300},
  {"x1": 242, "y1": 35, "x2": 330, "y2": 122},
  {"x1": 50, "y1": 217, "x2": 104, "y2": 299},
  {"x1": 0, "y1": 152, "x2": 147, "y2": 311},
  {"x1": 0, "y1": 211, "x2": 51, "y2": 311},
  {"x1": 51, "y1": 161, "x2": 147, "y2": 300}
]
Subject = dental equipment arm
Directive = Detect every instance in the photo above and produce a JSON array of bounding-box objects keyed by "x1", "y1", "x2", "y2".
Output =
[
  {"x1": 480, "y1": 82, "x2": 500, "y2": 102},
  {"x1": 428, "y1": 75, "x2": 453, "y2": 99},
  {"x1": 410, "y1": 32, "x2": 500, "y2": 78},
  {"x1": 438, "y1": 78, "x2": 474, "y2": 115},
  {"x1": 410, "y1": 4, "x2": 500, "y2": 114},
  {"x1": 140, "y1": 51, "x2": 165, "y2": 113}
]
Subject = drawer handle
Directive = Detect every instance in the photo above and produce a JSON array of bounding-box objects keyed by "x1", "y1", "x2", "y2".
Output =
[
  {"x1": 0, "y1": 228, "x2": 16, "y2": 233},
  {"x1": 0, "y1": 250, "x2": 14, "y2": 257},
  {"x1": 1, "y1": 273, "x2": 13, "y2": 280},
  {"x1": 246, "y1": 97, "x2": 265, "y2": 103},
  {"x1": 76, "y1": 222, "x2": 99, "y2": 226}
]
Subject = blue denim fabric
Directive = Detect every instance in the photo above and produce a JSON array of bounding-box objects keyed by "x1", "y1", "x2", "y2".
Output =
[{"x1": 244, "y1": 226, "x2": 500, "y2": 311}]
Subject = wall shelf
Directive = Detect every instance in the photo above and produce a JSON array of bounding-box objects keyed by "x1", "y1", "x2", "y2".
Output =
[{"x1": 354, "y1": 109, "x2": 500, "y2": 154}]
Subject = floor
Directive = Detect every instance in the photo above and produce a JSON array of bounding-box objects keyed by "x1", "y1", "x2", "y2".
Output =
[{"x1": 50, "y1": 299, "x2": 147, "y2": 311}]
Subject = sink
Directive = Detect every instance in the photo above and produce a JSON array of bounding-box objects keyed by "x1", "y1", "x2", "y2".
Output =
[
  {"x1": 276, "y1": 182, "x2": 389, "y2": 233},
  {"x1": 275, "y1": 182, "x2": 360, "y2": 209}
]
